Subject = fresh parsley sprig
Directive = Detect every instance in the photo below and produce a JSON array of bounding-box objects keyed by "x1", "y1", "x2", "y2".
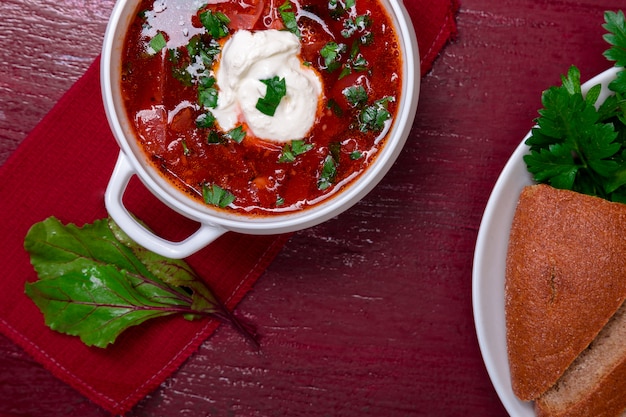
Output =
[
  {"x1": 523, "y1": 11, "x2": 626, "y2": 203},
  {"x1": 524, "y1": 66, "x2": 626, "y2": 200}
]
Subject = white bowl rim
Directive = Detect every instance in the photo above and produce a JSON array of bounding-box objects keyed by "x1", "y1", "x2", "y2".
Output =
[{"x1": 101, "y1": 0, "x2": 421, "y2": 235}]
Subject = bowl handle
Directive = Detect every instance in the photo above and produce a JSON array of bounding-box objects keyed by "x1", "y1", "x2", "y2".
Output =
[{"x1": 105, "y1": 152, "x2": 226, "y2": 259}]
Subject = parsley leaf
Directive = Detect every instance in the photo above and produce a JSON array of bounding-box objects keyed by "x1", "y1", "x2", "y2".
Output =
[
  {"x1": 603, "y1": 10, "x2": 626, "y2": 67},
  {"x1": 343, "y1": 85, "x2": 368, "y2": 107},
  {"x1": 320, "y1": 42, "x2": 347, "y2": 71},
  {"x1": 187, "y1": 36, "x2": 221, "y2": 67},
  {"x1": 317, "y1": 143, "x2": 341, "y2": 190},
  {"x1": 318, "y1": 156, "x2": 337, "y2": 190},
  {"x1": 341, "y1": 14, "x2": 372, "y2": 38},
  {"x1": 328, "y1": 0, "x2": 355, "y2": 19},
  {"x1": 199, "y1": 10, "x2": 230, "y2": 39},
  {"x1": 358, "y1": 96, "x2": 394, "y2": 132},
  {"x1": 350, "y1": 150, "x2": 363, "y2": 160},
  {"x1": 168, "y1": 49, "x2": 193, "y2": 86},
  {"x1": 225, "y1": 125, "x2": 246, "y2": 143},
  {"x1": 279, "y1": 1, "x2": 301, "y2": 38},
  {"x1": 327, "y1": 98, "x2": 344, "y2": 116},
  {"x1": 196, "y1": 112, "x2": 216, "y2": 129},
  {"x1": 207, "y1": 130, "x2": 222, "y2": 144},
  {"x1": 608, "y1": 70, "x2": 626, "y2": 96},
  {"x1": 256, "y1": 76, "x2": 287, "y2": 116},
  {"x1": 523, "y1": 65, "x2": 623, "y2": 199},
  {"x1": 198, "y1": 76, "x2": 218, "y2": 108},
  {"x1": 278, "y1": 139, "x2": 314, "y2": 162},
  {"x1": 148, "y1": 32, "x2": 167, "y2": 54},
  {"x1": 202, "y1": 183, "x2": 236, "y2": 208},
  {"x1": 335, "y1": 42, "x2": 370, "y2": 79}
]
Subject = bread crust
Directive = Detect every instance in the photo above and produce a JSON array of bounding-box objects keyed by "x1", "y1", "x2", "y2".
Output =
[
  {"x1": 534, "y1": 301, "x2": 626, "y2": 417},
  {"x1": 505, "y1": 184, "x2": 626, "y2": 401}
]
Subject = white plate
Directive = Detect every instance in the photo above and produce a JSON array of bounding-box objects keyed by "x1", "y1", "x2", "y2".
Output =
[{"x1": 471, "y1": 66, "x2": 620, "y2": 416}]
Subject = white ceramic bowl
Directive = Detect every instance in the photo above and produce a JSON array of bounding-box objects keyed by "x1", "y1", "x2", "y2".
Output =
[
  {"x1": 472, "y1": 66, "x2": 620, "y2": 416},
  {"x1": 101, "y1": 0, "x2": 420, "y2": 258}
]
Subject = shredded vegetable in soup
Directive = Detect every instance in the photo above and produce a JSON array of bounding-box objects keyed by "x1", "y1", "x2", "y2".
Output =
[{"x1": 121, "y1": 0, "x2": 403, "y2": 215}]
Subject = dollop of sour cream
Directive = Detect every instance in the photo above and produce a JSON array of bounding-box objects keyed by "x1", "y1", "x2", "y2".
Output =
[{"x1": 212, "y1": 30, "x2": 323, "y2": 143}]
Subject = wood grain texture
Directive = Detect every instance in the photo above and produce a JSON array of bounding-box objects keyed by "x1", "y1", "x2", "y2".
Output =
[
  {"x1": 1, "y1": 0, "x2": 624, "y2": 416},
  {"x1": 0, "y1": 0, "x2": 115, "y2": 164}
]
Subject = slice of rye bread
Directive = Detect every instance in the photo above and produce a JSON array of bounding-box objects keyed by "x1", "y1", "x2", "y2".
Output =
[
  {"x1": 535, "y1": 300, "x2": 626, "y2": 417},
  {"x1": 505, "y1": 184, "x2": 626, "y2": 401}
]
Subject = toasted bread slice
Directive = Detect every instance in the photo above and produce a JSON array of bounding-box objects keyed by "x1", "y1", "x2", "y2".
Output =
[
  {"x1": 505, "y1": 184, "x2": 626, "y2": 401},
  {"x1": 535, "y1": 300, "x2": 626, "y2": 417}
]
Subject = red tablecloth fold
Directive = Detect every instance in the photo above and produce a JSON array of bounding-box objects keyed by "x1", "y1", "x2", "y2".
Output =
[{"x1": 0, "y1": 1, "x2": 459, "y2": 414}]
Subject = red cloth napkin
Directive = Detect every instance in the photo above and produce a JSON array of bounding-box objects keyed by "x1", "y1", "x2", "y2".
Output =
[{"x1": 0, "y1": 1, "x2": 458, "y2": 414}]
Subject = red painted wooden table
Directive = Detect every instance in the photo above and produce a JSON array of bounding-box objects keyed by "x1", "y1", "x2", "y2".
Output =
[{"x1": 1, "y1": 0, "x2": 623, "y2": 416}]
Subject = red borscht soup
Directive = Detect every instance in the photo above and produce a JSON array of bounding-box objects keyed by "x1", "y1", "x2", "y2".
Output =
[{"x1": 121, "y1": 0, "x2": 403, "y2": 215}]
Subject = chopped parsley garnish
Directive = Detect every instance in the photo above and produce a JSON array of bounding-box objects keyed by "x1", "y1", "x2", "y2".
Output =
[
  {"x1": 202, "y1": 183, "x2": 235, "y2": 208},
  {"x1": 320, "y1": 42, "x2": 347, "y2": 72},
  {"x1": 279, "y1": 1, "x2": 301, "y2": 38},
  {"x1": 187, "y1": 36, "x2": 220, "y2": 66},
  {"x1": 278, "y1": 139, "x2": 314, "y2": 162},
  {"x1": 199, "y1": 10, "x2": 230, "y2": 39},
  {"x1": 181, "y1": 139, "x2": 191, "y2": 156},
  {"x1": 206, "y1": 130, "x2": 222, "y2": 144},
  {"x1": 522, "y1": 10, "x2": 626, "y2": 203},
  {"x1": 328, "y1": 0, "x2": 355, "y2": 19},
  {"x1": 321, "y1": 2, "x2": 373, "y2": 77},
  {"x1": 225, "y1": 126, "x2": 246, "y2": 143},
  {"x1": 359, "y1": 31, "x2": 374, "y2": 46},
  {"x1": 350, "y1": 150, "x2": 363, "y2": 160},
  {"x1": 202, "y1": 125, "x2": 246, "y2": 145},
  {"x1": 348, "y1": 44, "x2": 369, "y2": 71},
  {"x1": 256, "y1": 76, "x2": 287, "y2": 116},
  {"x1": 339, "y1": 42, "x2": 370, "y2": 79},
  {"x1": 321, "y1": 39, "x2": 369, "y2": 79},
  {"x1": 168, "y1": 49, "x2": 193, "y2": 86},
  {"x1": 318, "y1": 154, "x2": 338, "y2": 190},
  {"x1": 343, "y1": 85, "x2": 368, "y2": 107},
  {"x1": 149, "y1": 32, "x2": 167, "y2": 54},
  {"x1": 341, "y1": 14, "x2": 372, "y2": 38},
  {"x1": 358, "y1": 96, "x2": 394, "y2": 132},
  {"x1": 196, "y1": 112, "x2": 216, "y2": 129},
  {"x1": 317, "y1": 143, "x2": 341, "y2": 190},
  {"x1": 327, "y1": 98, "x2": 344, "y2": 116},
  {"x1": 168, "y1": 35, "x2": 220, "y2": 88},
  {"x1": 198, "y1": 76, "x2": 219, "y2": 108}
]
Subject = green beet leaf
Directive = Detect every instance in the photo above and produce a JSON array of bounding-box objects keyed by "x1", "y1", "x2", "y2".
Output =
[
  {"x1": 25, "y1": 267, "x2": 188, "y2": 348},
  {"x1": 107, "y1": 218, "x2": 234, "y2": 319},
  {"x1": 24, "y1": 217, "x2": 258, "y2": 348}
]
